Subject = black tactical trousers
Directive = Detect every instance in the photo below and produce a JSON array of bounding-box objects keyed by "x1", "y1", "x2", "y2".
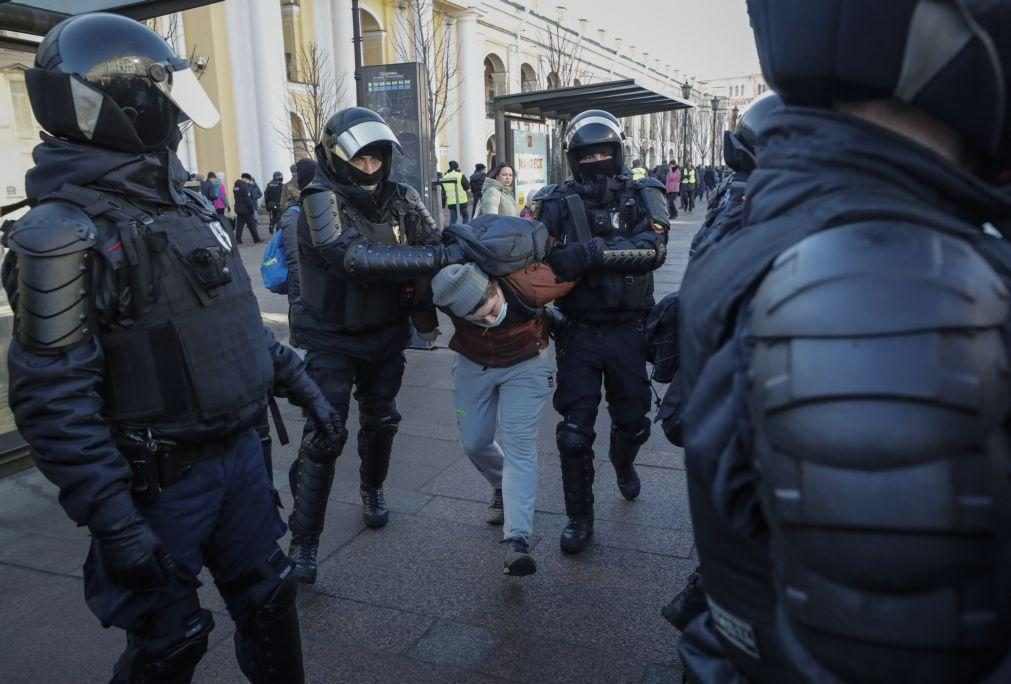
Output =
[
  {"x1": 553, "y1": 321, "x2": 652, "y2": 442},
  {"x1": 302, "y1": 349, "x2": 406, "y2": 481}
]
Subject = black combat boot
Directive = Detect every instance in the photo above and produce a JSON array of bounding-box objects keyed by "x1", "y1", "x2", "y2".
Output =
[
  {"x1": 288, "y1": 430, "x2": 343, "y2": 584},
  {"x1": 358, "y1": 421, "x2": 397, "y2": 529},
  {"x1": 609, "y1": 428, "x2": 644, "y2": 501},
  {"x1": 661, "y1": 567, "x2": 708, "y2": 631},
  {"x1": 557, "y1": 422, "x2": 596, "y2": 554}
]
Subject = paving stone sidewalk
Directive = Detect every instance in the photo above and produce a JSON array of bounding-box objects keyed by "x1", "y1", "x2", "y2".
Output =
[{"x1": 0, "y1": 207, "x2": 705, "y2": 683}]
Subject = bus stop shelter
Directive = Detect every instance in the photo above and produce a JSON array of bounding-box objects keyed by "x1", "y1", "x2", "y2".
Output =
[{"x1": 492, "y1": 79, "x2": 694, "y2": 184}]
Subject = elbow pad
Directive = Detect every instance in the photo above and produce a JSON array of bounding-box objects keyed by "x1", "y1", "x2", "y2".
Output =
[
  {"x1": 343, "y1": 243, "x2": 462, "y2": 281},
  {"x1": 600, "y1": 244, "x2": 665, "y2": 272},
  {"x1": 7, "y1": 202, "x2": 97, "y2": 350},
  {"x1": 303, "y1": 190, "x2": 341, "y2": 247},
  {"x1": 748, "y1": 222, "x2": 1011, "y2": 683}
]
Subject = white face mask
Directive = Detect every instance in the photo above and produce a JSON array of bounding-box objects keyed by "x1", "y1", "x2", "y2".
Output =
[{"x1": 473, "y1": 301, "x2": 508, "y2": 328}]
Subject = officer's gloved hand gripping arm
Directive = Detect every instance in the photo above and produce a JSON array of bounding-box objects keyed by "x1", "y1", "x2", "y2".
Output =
[
  {"x1": 302, "y1": 187, "x2": 465, "y2": 281},
  {"x1": 545, "y1": 182, "x2": 669, "y2": 282},
  {"x1": 4, "y1": 211, "x2": 173, "y2": 592},
  {"x1": 264, "y1": 328, "x2": 347, "y2": 447}
]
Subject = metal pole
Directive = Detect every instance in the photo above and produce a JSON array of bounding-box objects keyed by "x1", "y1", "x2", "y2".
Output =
[
  {"x1": 681, "y1": 81, "x2": 692, "y2": 166},
  {"x1": 352, "y1": 0, "x2": 365, "y2": 105},
  {"x1": 710, "y1": 97, "x2": 720, "y2": 168}
]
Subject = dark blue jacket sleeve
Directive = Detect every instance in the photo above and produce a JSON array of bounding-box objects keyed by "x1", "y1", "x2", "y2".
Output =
[
  {"x1": 7, "y1": 338, "x2": 136, "y2": 528},
  {"x1": 280, "y1": 208, "x2": 301, "y2": 305}
]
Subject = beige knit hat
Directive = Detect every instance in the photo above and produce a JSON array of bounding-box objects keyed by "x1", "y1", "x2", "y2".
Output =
[{"x1": 432, "y1": 263, "x2": 490, "y2": 317}]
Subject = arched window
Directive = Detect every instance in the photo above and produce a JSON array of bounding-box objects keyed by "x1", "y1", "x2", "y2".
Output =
[
  {"x1": 521, "y1": 63, "x2": 538, "y2": 92},
  {"x1": 484, "y1": 53, "x2": 507, "y2": 117}
]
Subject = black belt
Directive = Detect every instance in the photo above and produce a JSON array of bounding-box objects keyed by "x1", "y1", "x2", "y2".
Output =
[{"x1": 117, "y1": 429, "x2": 243, "y2": 503}]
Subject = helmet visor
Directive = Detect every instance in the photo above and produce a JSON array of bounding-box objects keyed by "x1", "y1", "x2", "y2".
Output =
[
  {"x1": 332, "y1": 120, "x2": 404, "y2": 161},
  {"x1": 154, "y1": 60, "x2": 220, "y2": 129}
]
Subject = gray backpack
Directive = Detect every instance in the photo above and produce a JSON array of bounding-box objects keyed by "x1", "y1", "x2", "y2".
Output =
[{"x1": 443, "y1": 215, "x2": 548, "y2": 276}]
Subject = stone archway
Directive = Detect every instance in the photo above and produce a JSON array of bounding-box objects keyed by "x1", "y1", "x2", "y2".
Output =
[
  {"x1": 486, "y1": 134, "x2": 496, "y2": 169},
  {"x1": 484, "y1": 53, "x2": 507, "y2": 117},
  {"x1": 520, "y1": 63, "x2": 538, "y2": 92},
  {"x1": 358, "y1": 6, "x2": 384, "y2": 66}
]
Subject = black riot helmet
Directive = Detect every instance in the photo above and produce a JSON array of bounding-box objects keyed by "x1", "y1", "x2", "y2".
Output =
[
  {"x1": 563, "y1": 110, "x2": 626, "y2": 180},
  {"x1": 25, "y1": 13, "x2": 219, "y2": 153},
  {"x1": 317, "y1": 107, "x2": 403, "y2": 188},
  {"x1": 723, "y1": 90, "x2": 784, "y2": 173},
  {"x1": 747, "y1": 0, "x2": 1011, "y2": 169}
]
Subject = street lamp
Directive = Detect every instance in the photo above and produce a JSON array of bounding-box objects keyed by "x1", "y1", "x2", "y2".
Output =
[
  {"x1": 731, "y1": 105, "x2": 740, "y2": 131},
  {"x1": 680, "y1": 80, "x2": 692, "y2": 166},
  {"x1": 710, "y1": 95, "x2": 722, "y2": 168}
]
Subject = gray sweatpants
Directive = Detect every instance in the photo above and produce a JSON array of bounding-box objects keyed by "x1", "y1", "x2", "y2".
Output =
[{"x1": 452, "y1": 351, "x2": 555, "y2": 541}]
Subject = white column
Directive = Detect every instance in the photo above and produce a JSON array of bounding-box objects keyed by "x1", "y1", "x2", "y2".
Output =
[
  {"x1": 313, "y1": 0, "x2": 335, "y2": 75},
  {"x1": 331, "y1": 0, "x2": 356, "y2": 107},
  {"x1": 456, "y1": 9, "x2": 485, "y2": 172},
  {"x1": 443, "y1": 15, "x2": 460, "y2": 165},
  {"x1": 249, "y1": 0, "x2": 293, "y2": 181},
  {"x1": 224, "y1": 0, "x2": 261, "y2": 182}
]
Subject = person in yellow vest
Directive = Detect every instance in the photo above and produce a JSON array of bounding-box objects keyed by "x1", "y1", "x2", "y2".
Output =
[
  {"x1": 442, "y1": 160, "x2": 470, "y2": 224},
  {"x1": 680, "y1": 160, "x2": 697, "y2": 212},
  {"x1": 631, "y1": 159, "x2": 647, "y2": 180}
]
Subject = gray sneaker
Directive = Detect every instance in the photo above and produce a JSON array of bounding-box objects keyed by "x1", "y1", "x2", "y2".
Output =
[
  {"x1": 485, "y1": 488, "x2": 504, "y2": 525},
  {"x1": 502, "y1": 537, "x2": 537, "y2": 577}
]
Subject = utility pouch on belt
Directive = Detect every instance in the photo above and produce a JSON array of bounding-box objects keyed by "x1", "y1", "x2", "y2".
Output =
[{"x1": 120, "y1": 431, "x2": 177, "y2": 505}]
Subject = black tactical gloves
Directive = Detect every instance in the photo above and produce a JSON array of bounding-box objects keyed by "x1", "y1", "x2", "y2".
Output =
[
  {"x1": 268, "y1": 332, "x2": 348, "y2": 448},
  {"x1": 546, "y1": 238, "x2": 604, "y2": 282},
  {"x1": 91, "y1": 509, "x2": 174, "y2": 590}
]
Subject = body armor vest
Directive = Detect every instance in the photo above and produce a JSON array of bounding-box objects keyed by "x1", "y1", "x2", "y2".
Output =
[
  {"x1": 15, "y1": 186, "x2": 274, "y2": 428},
  {"x1": 298, "y1": 192, "x2": 416, "y2": 333},
  {"x1": 554, "y1": 182, "x2": 654, "y2": 319}
]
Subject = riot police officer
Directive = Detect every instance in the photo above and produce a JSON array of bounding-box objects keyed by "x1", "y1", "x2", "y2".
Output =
[
  {"x1": 690, "y1": 90, "x2": 782, "y2": 258},
  {"x1": 2, "y1": 14, "x2": 345, "y2": 682},
  {"x1": 678, "y1": 1, "x2": 1011, "y2": 681},
  {"x1": 658, "y1": 91, "x2": 782, "y2": 634},
  {"x1": 536, "y1": 110, "x2": 670, "y2": 554},
  {"x1": 287, "y1": 107, "x2": 463, "y2": 584}
]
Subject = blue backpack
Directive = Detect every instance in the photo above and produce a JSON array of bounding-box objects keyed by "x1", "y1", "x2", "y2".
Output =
[{"x1": 260, "y1": 205, "x2": 299, "y2": 294}]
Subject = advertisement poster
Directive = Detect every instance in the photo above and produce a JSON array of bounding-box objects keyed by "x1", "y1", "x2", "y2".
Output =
[
  {"x1": 361, "y1": 62, "x2": 433, "y2": 213},
  {"x1": 512, "y1": 130, "x2": 548, "y2": 209}
]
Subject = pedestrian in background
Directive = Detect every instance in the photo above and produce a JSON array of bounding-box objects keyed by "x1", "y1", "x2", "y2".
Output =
[
  {"x1": 695, "y1": 163, "x2": 706, "y2": 202},
  {"x1": 233, "y1": 173, "x2": 262, "y2": 244},
  {"x1": 665, "y1": 163, "x2": 681, "y2": 219},
  {"x1": 631, "y1": 159, "x2": 647, "y2": 180},
  {"x1": 433, "y1": 258, "x2": 573, "y2": 576},
  {"x1": 479, "y1": 162, "x2": 519, "y2": 217},
  {"x1": 205, "y1": 171, "x2": 229, "y2": 216},
  {"x1": 264, "y1": 171, "x2": 285, "y2": 234},
  {"x1": 680, "y1": 161, "x2": 696, "y2": 212},
  {"x1": 279, "y1": 159, "x2": 318, "y2": 349},
  {"x1": 443, "y1": 160, "x2": 470, "y2": 224},
  {"x1": 470, "y1": 162, "x2": 487, "y2": 215}
]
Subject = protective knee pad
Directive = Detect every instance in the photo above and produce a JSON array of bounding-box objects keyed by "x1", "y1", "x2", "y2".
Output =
[
  {"x1": 232, "y1": 551, "x2": 304, "y2": 684},
  {"x1": 117, "y1": 595, "x2": 214, "y2": 683},
  {"x1": 556, "y1": 419, "x2": 595, "y2": 459},
  {"x1": 613, "y1": 419, "x2": 650, "y2": 447},
  {"x1": 289, "y1": 431, "x2": 339, "y2": 537},
  {"x1": 358, "y1": 408, "x2": 400, "y2": 487},
  {"x1": 556, "y1": 420, "x2": 596, "y2": 517}
]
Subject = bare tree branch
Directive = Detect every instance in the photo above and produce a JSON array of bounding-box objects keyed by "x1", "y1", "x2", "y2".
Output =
[
  {"x1": 540, "y1": 19, "x2": 584, "y2": 88},
  {"x1": 391, "y1": 0, "x2": 461, "y2": 165},
  {"x1": 276, "y1": 42, "x2": 347, "y2": 159}
]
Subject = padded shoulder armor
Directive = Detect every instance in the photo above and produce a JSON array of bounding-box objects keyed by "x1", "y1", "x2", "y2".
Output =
[
  {"x1": 631, "y1": 179, "x2": 670, "y2": 231},
  {"x1": 532, "y1": 184, "x2": 559, "y2": 201},
  {"x1": 395, "y1": 183, "x2": 437, "y2": 235},
  {"x1": 748, "y1": 221, "x2": 1011, "y2": 683},
  {"x1": 302, "y1": 189, "x2": 341, "y2": 247},
  {"x1": 8, "y1": 202, "x2": 97, "y2": 350}
]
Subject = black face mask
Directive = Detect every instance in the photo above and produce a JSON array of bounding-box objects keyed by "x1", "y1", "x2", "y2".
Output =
[
  {"x1": 346, "y1": 163, "x2": 383, "y2": 188},
  {"x1": 578, "y1": 159, "x2": 615, "y2": 181}
]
